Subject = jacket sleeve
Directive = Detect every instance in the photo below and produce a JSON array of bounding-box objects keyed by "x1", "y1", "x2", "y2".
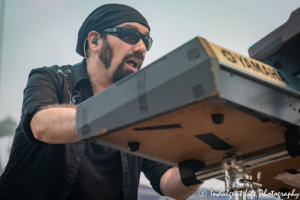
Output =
[
  {"x1": 21, "y1": 67, "x2": 61, "y2": 144},
  {"x1": 142, "y1": 158, "x2": 172, "y2": 196}
]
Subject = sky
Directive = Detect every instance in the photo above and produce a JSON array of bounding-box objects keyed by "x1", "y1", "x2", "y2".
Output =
[
  {"x1": 0, "y1": 0, "x2": 300, "y2": 189},
  {"x1": 1, "y1": 0, "x2": 300, "y2": 121}
]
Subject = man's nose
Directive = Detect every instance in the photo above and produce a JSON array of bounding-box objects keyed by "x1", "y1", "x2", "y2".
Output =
[{"x1": 133, "y1": 39, "x2": 147, "y2": 54}]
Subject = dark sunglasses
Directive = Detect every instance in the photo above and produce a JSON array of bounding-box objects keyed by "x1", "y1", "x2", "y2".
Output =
[{"x1": 102, "y1": 27, "x2": 153, "y2": 51}]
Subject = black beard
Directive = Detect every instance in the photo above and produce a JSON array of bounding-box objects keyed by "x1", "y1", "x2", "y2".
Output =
[
  {"x1": 98, "y1": 38, "x2": 144, "y2": 83},
  {"x1": 113, "y1": 52, "x2": 144, "y2": 83},
  {"x1": 98, "y1": 38, "x2": 113, "y2": 69},
  {"x1": 112, "y1": 55, "x2": 134, "y2": 83}
]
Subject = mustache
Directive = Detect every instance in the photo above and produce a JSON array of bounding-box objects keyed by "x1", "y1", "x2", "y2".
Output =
[{"x1": 123, "y1": 52, "x2": 144, "y2": 62}]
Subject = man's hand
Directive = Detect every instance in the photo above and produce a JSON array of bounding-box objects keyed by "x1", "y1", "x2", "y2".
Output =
[
  {"x1": 160, "y1": 167, "x2": 201, "y2": 200},
  {"x1": 30, "y1": 105, "x2": 80, "y2": 144}
]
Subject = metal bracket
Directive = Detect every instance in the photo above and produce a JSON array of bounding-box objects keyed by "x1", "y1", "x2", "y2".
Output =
[{"x1": 222, "y1": 152, "x2": 262, "y2": 200}]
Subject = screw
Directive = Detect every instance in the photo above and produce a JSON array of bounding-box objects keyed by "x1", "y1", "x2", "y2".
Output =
[{"x1": 226, "y1": 159, "x2": 231, "y2": 165}]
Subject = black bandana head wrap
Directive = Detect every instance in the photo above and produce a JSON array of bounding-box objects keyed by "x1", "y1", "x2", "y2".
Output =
[{"x1": 76, "y1": 4, "x2": 150, "y2": 57}]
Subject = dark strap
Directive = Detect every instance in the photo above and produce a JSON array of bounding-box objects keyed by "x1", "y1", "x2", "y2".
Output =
[
  {"x1": 178, "y1": 159, "x2": 205, "y2": 186},
  {"x1": 284, "y1": 127, "x2": 300, "y2": 157}
]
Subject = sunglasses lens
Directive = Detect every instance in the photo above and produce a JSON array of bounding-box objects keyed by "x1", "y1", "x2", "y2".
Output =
[
  {"x1": 118, "y1": 28, "x2": 153, "y2": 51},
  {"x1": 143, "y1": 37, "x2": 152, "y2": 51},
  {"x1": 120, "y1": 29, "x2": 140, "y2": 44}
]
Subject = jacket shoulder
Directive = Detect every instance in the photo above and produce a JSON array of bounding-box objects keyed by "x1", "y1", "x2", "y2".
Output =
[{"x1": 28, "y1": 64, "x2": 73, "y2": 85}]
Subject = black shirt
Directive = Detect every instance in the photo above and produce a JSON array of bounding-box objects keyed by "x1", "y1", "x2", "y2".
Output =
[
  {"x1": 0, "y1": 60, "x2": 171, "y2": 200},
  {"x1": 67, "y1": 143, "x2": 124, "y2": 200}
]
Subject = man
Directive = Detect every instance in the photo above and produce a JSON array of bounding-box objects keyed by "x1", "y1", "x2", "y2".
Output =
[{"x1": 0, "y1": 4, "x2": 200, "y2": 200}]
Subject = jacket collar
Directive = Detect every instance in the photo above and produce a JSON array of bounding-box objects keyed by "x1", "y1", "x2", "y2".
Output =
[{"x1": 71, "y1": 59, "x2": 90, "y2": 89}]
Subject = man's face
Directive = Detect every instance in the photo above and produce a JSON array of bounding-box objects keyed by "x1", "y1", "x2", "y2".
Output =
[{"x1": 98, "y1": 22, "x2": 150, "y2": 83}]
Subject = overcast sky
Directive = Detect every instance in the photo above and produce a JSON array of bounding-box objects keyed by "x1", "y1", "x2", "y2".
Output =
[
  {"x1": 1, "y1": 0, "x2": 300, "y2": 120},
  {"x1": 0, "y1": 0, "x2": 299, "y2": 189}
]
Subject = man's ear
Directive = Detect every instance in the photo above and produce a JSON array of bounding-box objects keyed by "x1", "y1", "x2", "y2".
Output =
[{"x1": 88, "y1": 31, "x2": 101, "y2": 53}]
